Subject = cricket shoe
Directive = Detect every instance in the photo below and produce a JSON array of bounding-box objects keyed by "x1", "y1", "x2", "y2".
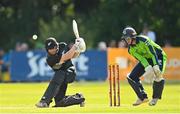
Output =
[
  {"x1": 35, "y1": 101, "x2": 49, "y2": 108},
  {"x1": 80, "y1": 101, "x2": 85, "y2": 107},
  {"x1": 149, "y1": 98, "x2": 158, "y2": 106},
  {"x1": 133, "y1": 98, "x2": 149, "y2": 106},
  {"x1": 76, "y1": 93, "x2": 85, "y2": 107}
]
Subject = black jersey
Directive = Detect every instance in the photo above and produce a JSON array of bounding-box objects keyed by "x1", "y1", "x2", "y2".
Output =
[{"x1": 46, "y1": 42, "x2": 74, "y2": 71}]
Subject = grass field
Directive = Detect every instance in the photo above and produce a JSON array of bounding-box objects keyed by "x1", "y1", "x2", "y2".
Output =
[{"x1": 0, "y1": 81, "x2": 180, "y2": 113}]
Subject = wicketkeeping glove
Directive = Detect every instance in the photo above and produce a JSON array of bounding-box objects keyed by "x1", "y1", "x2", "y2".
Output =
[
  {"x1": 153, "y1": 65, "x2": 162, "y2": 78},
  {"x1": 143, "y1": 65, "x2": 155, "y2": 83}
]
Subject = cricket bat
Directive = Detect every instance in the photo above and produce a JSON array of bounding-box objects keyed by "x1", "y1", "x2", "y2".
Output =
[
  {"x1": 72, "y1": 19, "x2": 86, "y2": 52},
  {"x1": 72, "y1": 20, "x2": 80, "y2": 39}
]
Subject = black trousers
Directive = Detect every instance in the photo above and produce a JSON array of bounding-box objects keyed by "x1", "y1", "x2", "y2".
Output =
[
  {"x1": 127, "y1": 54, "x2": 165, "y2": 100},
  {"x1": 54, "y1": 67, "x2": 76, "y2": 104},
  {"x1": 41, "y1": 67, "x2": 76, "y2": 104},
  {"x1": 128, "y1": 62, "x2": 145, "y2": 83},
  {"x1": 54, "y1": 80, "x2": 68, "y2": 104}
]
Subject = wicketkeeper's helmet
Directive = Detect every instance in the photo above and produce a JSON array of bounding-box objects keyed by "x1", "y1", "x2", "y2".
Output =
[{"x1": 121, "y1": 27, "x2": 137, "y2": 40}]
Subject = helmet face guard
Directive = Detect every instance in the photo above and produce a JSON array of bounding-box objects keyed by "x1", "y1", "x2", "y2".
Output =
[
  {"x1": 121, "y1": 36, "x2": 131, "y2": 46},
  {"x1": 121, "y1": 35, "x2": 131, "y2": 41}
]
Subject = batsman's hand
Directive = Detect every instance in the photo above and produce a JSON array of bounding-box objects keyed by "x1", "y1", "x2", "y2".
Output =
[
  {"x1": 74, "y1": 41, "x2": 81, "y2": 53},
  {"x1": 143, "y1": 65, "x2": 155, "y2": 83},
  {"x1": 75, "y1": 37, "x2": 86, "y2": 52}
]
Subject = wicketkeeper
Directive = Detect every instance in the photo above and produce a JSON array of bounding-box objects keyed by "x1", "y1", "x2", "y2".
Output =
[
  {"x1": 121, "y1": 26, "x2": 167, "y2": 106},
  {"x1": 36, "y1": 37, "x2": 86, "y2": 108}
]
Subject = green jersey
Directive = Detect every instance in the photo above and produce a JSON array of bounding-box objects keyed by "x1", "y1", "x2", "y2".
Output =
[{"x1": 128, "y1": 35, "x2": 167, "y2": 68}]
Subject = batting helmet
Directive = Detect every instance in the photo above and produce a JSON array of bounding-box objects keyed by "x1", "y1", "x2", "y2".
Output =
[{"x1": 45, "y1": 37, "x2": 58, "y2": 51}]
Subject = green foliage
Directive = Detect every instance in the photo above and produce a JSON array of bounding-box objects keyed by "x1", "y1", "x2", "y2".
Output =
[
  {"x1": 37, "y1": 17, "x2": 74, "y2": 49},
  {"x1": 0, "y1": 0, "x2": 179, "y2": 50},
  {"x1": 84, "y1": 0, "x2": 180, "y2": 47}
]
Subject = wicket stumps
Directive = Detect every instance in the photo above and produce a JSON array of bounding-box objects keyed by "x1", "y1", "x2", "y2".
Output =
[{"x1": 108, "y1": 64, "x2": 120, "y2": 107}]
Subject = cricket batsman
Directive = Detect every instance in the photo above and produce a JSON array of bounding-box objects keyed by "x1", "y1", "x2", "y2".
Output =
[
  {"x1": 36, "y1": 37, "x2": 86, "y2": 108},
  {"x1": 121, "y1": 26, "x2": 167, "y2": 106}
]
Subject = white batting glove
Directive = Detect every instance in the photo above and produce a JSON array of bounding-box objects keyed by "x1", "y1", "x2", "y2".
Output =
[
  {"x1": 74, "y1": 41, "x2": 81, "y2": 53},
  {"x1": 143, "y1": 65, "x2": 155, "y2": 83},
  {"x1": 75, "y1": 38, "x2": 86, "y2": 52},
  {"x1": 75, "y1": 38, "x2": 81, "y2": 44}
]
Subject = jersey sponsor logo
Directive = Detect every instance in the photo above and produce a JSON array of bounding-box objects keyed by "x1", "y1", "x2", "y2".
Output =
[
  {"x1": 62, "y1": 50, "x2": 65, "y2": 54},
  {"x1": 158, "y1": 60, "x2": 162, "y2": 66}
]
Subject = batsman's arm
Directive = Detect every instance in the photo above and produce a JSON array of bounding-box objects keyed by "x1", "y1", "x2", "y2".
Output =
[
  {"x1": 72, "y1": 52, "x2": 80, "y2": 58},
  {"x1": 59, "y1": 44, "x2": 79, "y2": 64}
]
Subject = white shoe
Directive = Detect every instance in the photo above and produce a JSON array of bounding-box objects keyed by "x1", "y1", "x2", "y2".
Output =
[
  {"x1": 133, "y1": 98, "x2": 149, "y2": 106},
  {"x1": 80, "y1": 102, "x2": 85, "y2": 107},
  {"x1": 149, "y1": 98, "x2": 158, "y2": 106},
  {"x1": 35, "y1": 101, "x2": 49, "y2": 108}
]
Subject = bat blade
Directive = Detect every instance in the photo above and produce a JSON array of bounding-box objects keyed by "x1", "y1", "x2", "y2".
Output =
[{"x1": 72, "y1": 20, "x2": 80, "y2": 39}]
